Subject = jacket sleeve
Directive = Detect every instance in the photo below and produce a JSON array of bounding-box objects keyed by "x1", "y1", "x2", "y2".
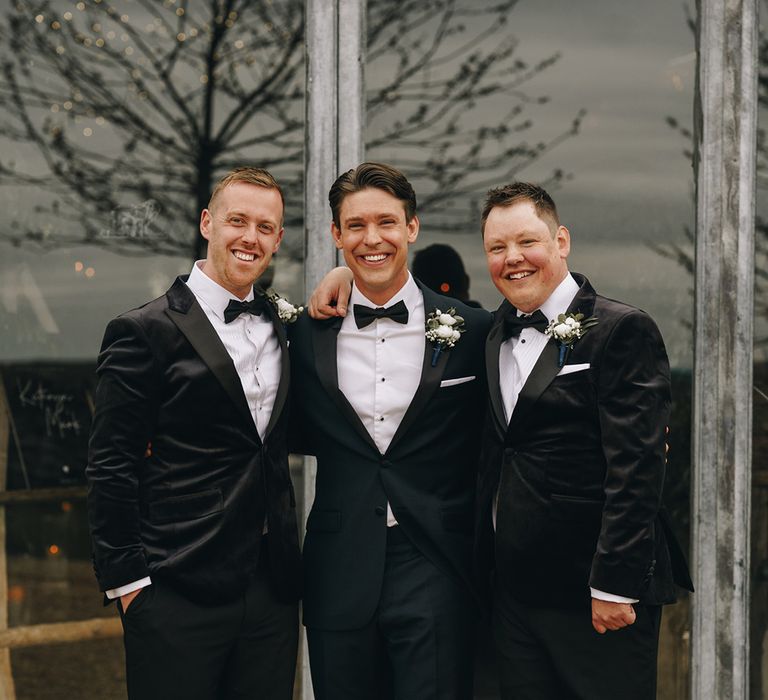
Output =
[
  {"x1": 86, "y1": 315, "x2": 158, "y2": 591},
  {"x1": 590, "y1": 310, "x2": 671, "y2": 598}
]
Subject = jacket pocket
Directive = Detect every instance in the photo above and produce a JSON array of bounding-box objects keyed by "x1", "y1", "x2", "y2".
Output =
[
  {"x1": 148, "y1": 488, "x2": 223, "y2": 525},
  {"x1": 306, "y1": 509, "x2": 342, "y2": 533}
]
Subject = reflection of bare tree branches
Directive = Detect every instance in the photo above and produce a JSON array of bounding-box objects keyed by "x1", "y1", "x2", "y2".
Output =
[
  {"x1": 0, "y1": 0, "x2": 582, "y2": 261},
  {"x1": 655, "y1": 6, "x2": 768, "y2": 344}
]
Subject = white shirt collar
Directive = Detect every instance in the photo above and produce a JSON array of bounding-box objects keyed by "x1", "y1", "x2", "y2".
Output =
[
  {"x1": 531, "y1": 272, "x2": 580, "y2": 322},
  {"x1": 186, "y1": 260, "x2": 255, "y2": 322},
  {"x1": 349, "y1": 272, "x2": 421, "y2": 311}
]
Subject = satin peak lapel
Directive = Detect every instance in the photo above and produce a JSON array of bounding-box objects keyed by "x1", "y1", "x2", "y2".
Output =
[
  {"x1": 387, "y1": 284, "x2": 451, "y2": 453},
  {"x1": 311, "y1": 317, "x2": 379, "y2": 453},
  {"x1": 486, "y1": 302, "x2": 509, "y2": 435},
  {"x1": 262, "y1": 297, "x2": 290, "y2": 440},
  {"x1": 507, "y1": 337, "x2": 559, "y2": 437},
  {"x1": 164, "y1": 278, "x2": 258, "y2": 439}
]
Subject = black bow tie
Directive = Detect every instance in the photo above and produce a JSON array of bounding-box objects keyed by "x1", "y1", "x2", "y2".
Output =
[
  {"x1": 223, "y1": 296, "x2": 268, "y2": 324},
  {"x1": 353, "y1": 300, "x2": 409, "y2": 329},
  {"x1": 502, "y1": 309, "x2": 549, "y2": 340}
]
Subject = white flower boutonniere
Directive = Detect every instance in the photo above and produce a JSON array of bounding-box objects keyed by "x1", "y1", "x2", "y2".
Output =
[
  {"x1": 266, "y1": 289, "x2": 304, "y2": 324},
  {"x1": 425, "y1": 308, "x2": 465, "y2": 366},
  {"x1": 545, "y1": 312, "x2": 598, "y2": 367}
]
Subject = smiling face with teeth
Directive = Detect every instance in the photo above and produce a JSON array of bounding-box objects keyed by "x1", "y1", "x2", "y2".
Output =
[
  {"x1": 331, "y1": 187, "x2": 419, "y2": 305},
  {"x1": 483, "y1": 199, "x2": 570, "y2": 313},
  {"x1": 199, "y1": 181, "x2": 284, "y2": 299}
]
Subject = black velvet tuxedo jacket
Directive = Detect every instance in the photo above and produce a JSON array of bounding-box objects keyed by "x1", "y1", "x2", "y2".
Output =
[
  {"x1": 475, "y1": 273, "x2": 693, "y2": 608},
  {"x1": 87, "y1": 277, "x2": 302, "y2": 604},
  {"x1": 289, "y1": 283, "x2": 493, "y2": 630}
]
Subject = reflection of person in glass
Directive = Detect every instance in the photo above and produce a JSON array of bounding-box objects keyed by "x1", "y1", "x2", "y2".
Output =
[
  {"x1": 475, "y1": 182, "x2": 693, "y2": 700},
  {"x1": 290, "y1": 163, "x2": 491, "y2": 699},
  {"x1": 412, "y1": 243, "x2": 482, "y2": 308},
  {"x1": 86, "y1": 168, "x2": 302, "y2": 700}
]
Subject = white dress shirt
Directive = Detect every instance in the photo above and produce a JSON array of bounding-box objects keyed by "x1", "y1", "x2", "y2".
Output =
[
  {"x1": 496, "y1": 273, "x2": 637, "y2": 604},
  {"x1": 337, "y1": 274, "x2": 425, "y2": 527},
  {"x1": 107, "y1": 261, "x2": 281, "y2": 599}
]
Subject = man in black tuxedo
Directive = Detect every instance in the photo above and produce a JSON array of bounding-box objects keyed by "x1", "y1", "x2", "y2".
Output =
[
  {"x1": 475, "y1": 182, "x2": 693, "y2": 699},
  {"x1": 290, "y1": 162, "x2": 491, "y2": 699},
  {"x1": 86, "y1": 167, "x2": 302, "y2": 700}
]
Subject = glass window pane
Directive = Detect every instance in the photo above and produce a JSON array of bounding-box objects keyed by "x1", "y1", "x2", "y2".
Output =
[
  {"x1": 0, "y1": 0, "x2": 304, "y2": 694},
  {"x1": 365, "y1": 1, "x2": 694, "y2": 697}
]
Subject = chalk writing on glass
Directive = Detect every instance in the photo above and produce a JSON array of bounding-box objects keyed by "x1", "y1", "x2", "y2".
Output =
[
  {"x1": 100, "y1": 200, "x2": 162, "y2": 239},
  {"x1": 16, "y1": 379, "x2": 82, "y2": 439}
]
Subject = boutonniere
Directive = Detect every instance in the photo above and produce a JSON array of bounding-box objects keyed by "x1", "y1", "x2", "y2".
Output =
[
  {"x1": 425, "y1": 308, "x2": 465, "y2": 366},
  {"x1": 545, "y1": 312, "x2": 598, "y2": 367},
  {"x1": 266, "y1": 289, "x2": 304, "y2": 324}
]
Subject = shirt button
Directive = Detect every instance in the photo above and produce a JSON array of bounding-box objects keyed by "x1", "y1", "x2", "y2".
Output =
[
  {"x1": 381, "y1": 377, "x2": 386, "y2": 382},
  {"x1": 378, "y1": 416, "x2": 384, "y2": 422},
  {"x1": 381, "y1": 338, "x2": 386, "y2": 343},
  {"x1": 521, "y1": 339, "x2": 526, "y2": 344}
]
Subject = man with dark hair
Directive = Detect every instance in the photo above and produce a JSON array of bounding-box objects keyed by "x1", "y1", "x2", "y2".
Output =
[
  {"x1": 87, "y1": 167, "x2": 302, "y2": 700},
  {"x1": 475, "y1": 181, "x2": 692, "y2": 699},
  {"x1": 291, "y1": 162, "x2": 491, "y2": 699}
]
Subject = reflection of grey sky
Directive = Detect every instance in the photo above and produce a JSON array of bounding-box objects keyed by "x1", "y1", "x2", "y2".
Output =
[
  {"x1": 410, "y1": 0, "x2": 696, "y2": 367},
  {"x1": 2, "y1": 0, "x2": 697, "y2": 366}
]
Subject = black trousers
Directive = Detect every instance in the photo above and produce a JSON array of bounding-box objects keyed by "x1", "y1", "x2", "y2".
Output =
[
  {"x1": 307, "y1": 526, "x2": 475, "y2": 700},
  {"x1": 492, "y1": 581, "x2": 661, "y2": 700},
  {"x1": 118, "y1": 557, "x2": 298, "y2": 700}
]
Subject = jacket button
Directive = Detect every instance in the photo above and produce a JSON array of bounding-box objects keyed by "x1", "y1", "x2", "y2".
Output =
[
  {"x1": 380, "y1": 460, "x2": 391, "y2": 469},
  {"x1": 375, "y1": 506, "x2": 386, "y2": 516}
]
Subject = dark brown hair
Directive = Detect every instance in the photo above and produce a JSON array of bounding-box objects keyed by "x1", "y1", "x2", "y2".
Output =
[
  {"x1": 481, "y1": 182, "x2": 560, "y2": 235},
  {"x1": 328, "y1": 162, "x2": 417, "y2": 227}
]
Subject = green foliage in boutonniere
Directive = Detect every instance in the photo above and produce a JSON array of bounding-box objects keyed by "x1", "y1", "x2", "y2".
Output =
[
  {"x1": 425, "y1": 308, "x2": 465, "y2": 366},
  {"x1": 545, "y1": 312, "x2": 598, "y2": 367},
  {"x1": 265, "y1": 289, "x2": 304, "y2": 324}
]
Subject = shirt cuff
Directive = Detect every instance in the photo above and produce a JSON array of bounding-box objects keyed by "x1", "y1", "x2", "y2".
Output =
[
  {"x1": 590, "y1": 587, "x2": 639, "y2": 604},
  {"x1": 106, "y1": 577, "x2": 152, "y2": 599}
]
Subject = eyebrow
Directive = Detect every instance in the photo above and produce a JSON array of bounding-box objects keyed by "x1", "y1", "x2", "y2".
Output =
[{"x1": 344, "y1": 211, "x2": 399, "y2": 223}]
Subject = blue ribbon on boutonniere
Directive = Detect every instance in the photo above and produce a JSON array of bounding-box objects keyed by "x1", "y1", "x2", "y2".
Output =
[{"x1": 544, "y1": 312, "x2": 598, "y2": 368}]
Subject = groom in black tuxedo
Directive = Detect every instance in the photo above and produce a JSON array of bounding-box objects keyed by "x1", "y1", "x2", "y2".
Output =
[
  {"x1": 86, "y1": 167, "x2": 302, "y2": 700},
  {"x1": 475, "y1": 182, "x2": 693, "y2": 699},
  {"x1": 290, "y1": 162, "x2": 491, "y2": 699}
]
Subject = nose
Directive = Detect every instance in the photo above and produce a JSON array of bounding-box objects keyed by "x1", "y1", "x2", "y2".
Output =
[
  {"x1": 504, "y1": 245, "x2": 523, "y2": 265},
  {"x1": 362, "y1": 225, "x2": 383, "y2": 247},
  {"x1": 240, "y1": 224, "x2": 260, "y2": 246}
]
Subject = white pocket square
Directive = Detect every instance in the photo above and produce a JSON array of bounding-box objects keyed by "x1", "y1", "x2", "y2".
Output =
[
  {"x1": 440, "y1": 375, "x2": 476, "y2": 388},
  {"x1": 556, "y1": 363, "x2": 590, "y2": 376}
]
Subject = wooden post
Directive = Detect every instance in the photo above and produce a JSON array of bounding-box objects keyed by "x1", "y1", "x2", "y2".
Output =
[
  {"x1": 691, "y1": 0, "x2": 759, "y2": 697},
  {"x1": 302, "y1": 2, "x2": 365, "y2": 698}
]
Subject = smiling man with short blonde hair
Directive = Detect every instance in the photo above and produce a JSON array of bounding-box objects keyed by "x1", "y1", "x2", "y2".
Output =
[{"x1": 87, "y1": 167, "x2": 301, "y2": 700}]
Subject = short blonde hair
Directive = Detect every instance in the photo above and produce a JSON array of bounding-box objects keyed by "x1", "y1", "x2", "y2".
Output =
[{"x1": 208, "y1": 167, "x2": 285, "y2": 220}]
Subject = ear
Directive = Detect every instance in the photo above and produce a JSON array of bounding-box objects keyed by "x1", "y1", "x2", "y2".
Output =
[
  {"x1": 406, "y1": 215, "x2": 420, "y2": 244},
  {"x1": 273, "y1": 227, "x2": 284, "y2": 253},
  {"x1": 556, "y1": 225, "x2": 570, "y2": 258},
  {"x1": 200, "y1": 209, "x2": 212, "y2": 241},
  {"x1": 331, "y1": 222, "x2": 344, "y2": 250}
]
